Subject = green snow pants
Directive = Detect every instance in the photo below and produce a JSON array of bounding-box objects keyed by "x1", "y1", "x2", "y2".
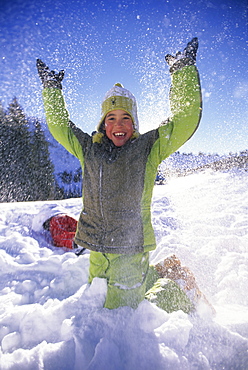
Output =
[
  {"x1": 89, "y1": 251, "x2": 149, "y2": 309},
  {"x1": 89, "y1": 251, "x2": 193, "y2": 313}
]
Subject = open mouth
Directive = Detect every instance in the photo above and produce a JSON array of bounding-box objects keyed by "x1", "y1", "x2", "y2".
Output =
[{"x1": 113, "y1": 132, "x2": 126, "y2": 137}]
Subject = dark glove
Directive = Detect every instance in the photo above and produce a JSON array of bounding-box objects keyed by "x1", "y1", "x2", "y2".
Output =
[
  {"x1": 36, "y1": 59, "x2": 64, "y2": 89},
  {"x1": 165, "y1": 37, "x2": 198, "y2": 73}
]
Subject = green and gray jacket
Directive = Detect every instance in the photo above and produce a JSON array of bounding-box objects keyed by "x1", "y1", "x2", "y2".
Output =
[{"x1": 42, "y1": 65, "x2": 202, "y2": 255}]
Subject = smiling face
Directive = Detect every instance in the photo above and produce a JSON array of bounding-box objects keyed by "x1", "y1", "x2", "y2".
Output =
[{"x1": 104, "y1": 109, "x2": 134, "y2": 147}]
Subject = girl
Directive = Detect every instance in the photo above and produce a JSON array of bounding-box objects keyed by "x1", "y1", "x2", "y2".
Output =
[{"x1": 37, "y1": 38, "x2": 203, "y2": 311}]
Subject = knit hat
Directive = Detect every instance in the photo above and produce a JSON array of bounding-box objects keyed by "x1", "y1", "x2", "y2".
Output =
[{"x1": 97, "y1": 83, "x2": 139, "y2": 132}]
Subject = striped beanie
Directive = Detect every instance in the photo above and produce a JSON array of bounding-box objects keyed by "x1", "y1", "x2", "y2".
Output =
[{"x1": 97, "y1": 83, "x2": 139, "y2": 132}]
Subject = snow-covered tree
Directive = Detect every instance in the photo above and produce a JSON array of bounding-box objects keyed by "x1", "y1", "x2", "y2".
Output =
[
  {"x1": 0, "y1": 99, "x2": 56, "y2": 202},
  {"x1": 29, "y1": 118, "x2": 55, "y2": 200}
]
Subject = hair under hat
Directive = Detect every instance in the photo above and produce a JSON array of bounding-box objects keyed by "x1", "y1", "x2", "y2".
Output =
[{"x1": 97, "y1": 83, "x2": 139, "y2": 133}]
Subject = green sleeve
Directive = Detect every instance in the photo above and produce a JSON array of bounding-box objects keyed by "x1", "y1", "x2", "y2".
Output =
[
  {"x1": 141, "y1": 66, "x2": 202, "y2": 251},
  {"x1": 42, "y1": 88, "x2": 84, "y2": 161},
  {"x1": 157, "y1": 65, "x2": 202, "y2": 161}
]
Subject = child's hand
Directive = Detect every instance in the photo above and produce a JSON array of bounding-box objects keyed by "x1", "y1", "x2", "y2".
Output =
[
  {"x1": 36, "y1": 59, "x2": 64, "y2": 89},
  {"x1": 165, "y1": 37, "x2": 198, "y2": 73}
]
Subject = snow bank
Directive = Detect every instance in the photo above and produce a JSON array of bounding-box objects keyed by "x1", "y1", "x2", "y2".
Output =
[{"x1": 0, "y1": 170, "x2": 247, "y2": 369}]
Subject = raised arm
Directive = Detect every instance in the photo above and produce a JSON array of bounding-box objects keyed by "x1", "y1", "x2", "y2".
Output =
[
  {"x1": 158, "y1": 38, "x2": 202, "y2": 159},
  {"x1": 36, "y1": 59, "x2": 84, "y2": 159}
]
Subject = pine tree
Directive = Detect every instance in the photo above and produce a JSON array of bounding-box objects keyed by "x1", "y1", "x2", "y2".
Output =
[
  {"x1": 0, "y1": 98, "x2": 59, "y2": 202},
  {"x1": 29, "y1": 118, "x2": 55, "y2": 200},
  {"x1": 0, "y1": 102, "x2": 8, "y2": 201},
  {"x1": 0, "y1": 98, "x2": 33, "y2": 201},
  {"x1": 0, "y1": 101, "x2": 5, "y2": 122}
]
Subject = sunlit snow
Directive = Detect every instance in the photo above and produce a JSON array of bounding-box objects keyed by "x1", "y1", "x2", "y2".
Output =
[{"x1": 0, "y1": 169, "x2": 247, "y2": 369}]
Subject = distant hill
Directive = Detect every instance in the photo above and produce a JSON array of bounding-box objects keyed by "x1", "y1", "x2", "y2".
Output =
[{"x1": 161, "y1": 150, "x2": 248, "y2": 178}]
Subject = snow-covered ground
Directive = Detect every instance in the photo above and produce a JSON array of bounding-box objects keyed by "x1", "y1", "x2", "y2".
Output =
[{"x1": 0, "y1": 169, "x2": 247, "y2": 369}]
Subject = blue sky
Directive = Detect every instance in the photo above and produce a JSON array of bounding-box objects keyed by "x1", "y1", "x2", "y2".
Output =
[{"x1": 0, "y1": 0, "x2": 247, "y2": 154}]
